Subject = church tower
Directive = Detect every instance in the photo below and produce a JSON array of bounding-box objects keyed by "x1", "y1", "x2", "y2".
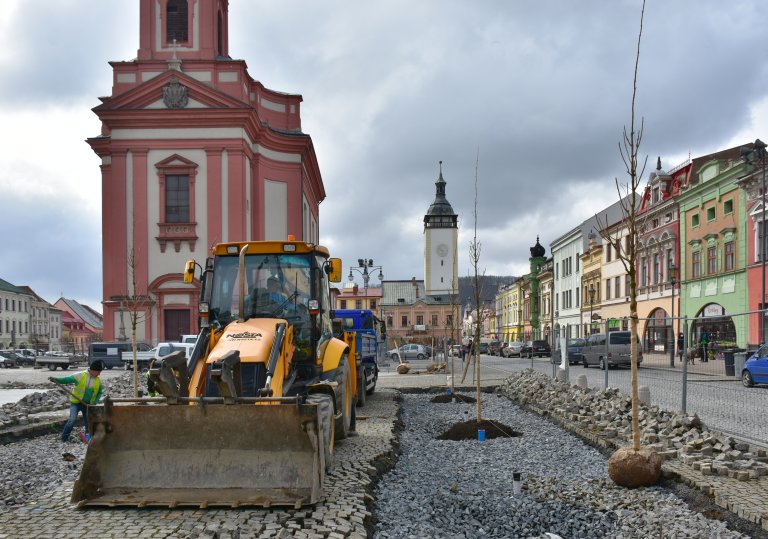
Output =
[
  {"x1": 424, "y1": 162, "x2": 458, "y2": 297},
  {"x1": 89, "y1": 0, "x2": 324, "y2": 343}
]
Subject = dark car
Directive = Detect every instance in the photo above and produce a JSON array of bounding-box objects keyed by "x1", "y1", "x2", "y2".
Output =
[
  {"x1": 0, "y1": 351, "x2": 19, "y2": 368},
  {"x1": 567, "y1": 338, "x2": 587, "y2": 364},
  {"x1": 488, "y1": 341, "x2": 502, "y2": 356},
  {"x1": 522, "y1": 340, "x2": 551, "y2": 358}
]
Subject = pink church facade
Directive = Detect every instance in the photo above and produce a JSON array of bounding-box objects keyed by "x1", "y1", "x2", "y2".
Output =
[{"x1": 88, "y1": 0, "x2": 325, "y2": 343}]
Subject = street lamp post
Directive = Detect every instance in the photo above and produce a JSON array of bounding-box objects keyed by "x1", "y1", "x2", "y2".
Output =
[
  {"x1": 348, "y1": 258, "x2": 384, "y2": 310},
  {"x1": 668, "y1": 262, "x2": 677, "y2": 368},
  {"x1": 588, "y1": 285, "x2": 595, "y2": 336}
]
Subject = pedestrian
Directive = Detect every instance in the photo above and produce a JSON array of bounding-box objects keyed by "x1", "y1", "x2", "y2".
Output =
[
  {"x1": 677, "y1": 332, "x2": 684, "y2": 364},
  {"x1": 49, "y1": 360, "x2": 104, "y2": 443},
  {"x1": 700, "y1": 329, "x2": 710, "y2": 363},
  {"x1": 467, "y1": 339, "x2": 474, "y2": 359}
]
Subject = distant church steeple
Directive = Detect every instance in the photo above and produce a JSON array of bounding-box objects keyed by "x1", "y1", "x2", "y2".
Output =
[{"x1": 424, "y1": 161, "x2": 458, "y2": 297}]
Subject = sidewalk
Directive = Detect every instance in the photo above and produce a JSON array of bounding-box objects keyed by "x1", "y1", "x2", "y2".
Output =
[{"x1": 641, "y1": 350, "x2": 743, "y2": 379}]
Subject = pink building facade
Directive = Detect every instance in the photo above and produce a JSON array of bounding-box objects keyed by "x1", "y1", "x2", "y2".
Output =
[{"x1": 88, "y1": 0, "x2": 325, "y2": 343}]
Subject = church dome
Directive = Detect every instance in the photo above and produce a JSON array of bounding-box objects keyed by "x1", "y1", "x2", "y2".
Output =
[{"x1": 530, "y1": 236, "x2": 545, "y2": 258}]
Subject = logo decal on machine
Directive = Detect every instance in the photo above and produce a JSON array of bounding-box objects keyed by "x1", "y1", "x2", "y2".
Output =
[{"x1": 226, "y1": 332, "x2": 263, "y2": 341}]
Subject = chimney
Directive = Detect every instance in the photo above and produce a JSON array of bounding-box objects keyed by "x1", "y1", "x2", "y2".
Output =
[{"x1": 412, "y1": 277, "x2": 419, "y2": 298}]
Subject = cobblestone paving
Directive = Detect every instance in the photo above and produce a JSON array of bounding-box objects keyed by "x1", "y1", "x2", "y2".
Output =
[{"x1": 0, "y1": 391, "x2": 398, "y2": 539}]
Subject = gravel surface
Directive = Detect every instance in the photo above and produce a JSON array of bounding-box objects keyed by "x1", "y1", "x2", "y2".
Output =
[{"x1": 372, "y1": 391, "x2": 751, "y2": 539}]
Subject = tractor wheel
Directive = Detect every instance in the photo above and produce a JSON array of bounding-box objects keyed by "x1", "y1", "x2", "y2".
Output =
[{"x1": 333, "y1": 355, "x2": 354, "y2": 440}]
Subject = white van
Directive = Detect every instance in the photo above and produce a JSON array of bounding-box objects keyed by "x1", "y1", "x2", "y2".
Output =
[{"x1": 180, "y1": 334, "x2": 198, "y2": 345}]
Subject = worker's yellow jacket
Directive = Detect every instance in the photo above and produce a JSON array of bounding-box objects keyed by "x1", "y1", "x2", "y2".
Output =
[{"x1": 53, "y1": 371, "x2": 102, "y2": 405}]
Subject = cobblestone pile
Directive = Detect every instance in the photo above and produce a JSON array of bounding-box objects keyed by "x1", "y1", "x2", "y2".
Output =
[{"x1": 499, "y1": 369, "x2": 768, "y2": 482}]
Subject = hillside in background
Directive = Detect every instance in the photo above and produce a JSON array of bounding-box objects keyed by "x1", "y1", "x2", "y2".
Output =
[{"x1": 458, "y1": 275, "x2": 516, "y2": 309}]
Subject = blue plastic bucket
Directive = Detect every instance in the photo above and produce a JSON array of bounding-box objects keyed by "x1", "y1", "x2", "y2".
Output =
[{"x1": 478, "y1": 429, "x2": 486, "y2": 442}]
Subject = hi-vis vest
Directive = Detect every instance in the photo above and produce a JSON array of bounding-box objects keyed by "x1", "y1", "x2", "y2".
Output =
[{"x1": 70, "y1": 371, "x2": 101, "y2": 405}]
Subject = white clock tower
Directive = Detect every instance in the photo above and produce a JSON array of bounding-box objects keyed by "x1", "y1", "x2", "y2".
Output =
[{"x1": 424, "y1": 162, "x2": 458, "y2": 297}]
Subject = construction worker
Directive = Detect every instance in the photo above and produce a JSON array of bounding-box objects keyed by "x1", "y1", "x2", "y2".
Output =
[{"x1": 49, "y1": 360, "x2": 104, "y2": 443}]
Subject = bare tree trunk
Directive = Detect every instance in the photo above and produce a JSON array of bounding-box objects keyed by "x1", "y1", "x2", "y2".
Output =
[
  {"x1": 598, "y1": 0, "x2": 646, "y2": 452},
  {"x1": 470, "y1": 150, "x2": 483, "y2": 423}
]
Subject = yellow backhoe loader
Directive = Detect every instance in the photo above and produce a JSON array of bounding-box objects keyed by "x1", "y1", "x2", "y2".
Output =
[{"x1": 71, "y1": 239, "x2": 356, "y2": 508}]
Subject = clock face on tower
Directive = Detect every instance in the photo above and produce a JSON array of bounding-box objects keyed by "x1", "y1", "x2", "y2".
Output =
[{"x1": 436, "y1": 243, "x2": 449, "y2": 257}]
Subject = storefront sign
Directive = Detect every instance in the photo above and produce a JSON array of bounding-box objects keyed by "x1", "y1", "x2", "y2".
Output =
[{"x1": 703, "y1": 305, "x2": 724, "y2": 317}]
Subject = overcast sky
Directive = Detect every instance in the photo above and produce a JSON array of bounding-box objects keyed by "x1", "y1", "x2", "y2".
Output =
[{"x1": 2, "y1": 0, "x2": 768, "y2": 312}]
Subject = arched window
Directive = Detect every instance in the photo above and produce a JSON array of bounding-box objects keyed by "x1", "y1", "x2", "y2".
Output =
[{"x1": 167, "y1": 0, "x2": 188, "y2": 43}]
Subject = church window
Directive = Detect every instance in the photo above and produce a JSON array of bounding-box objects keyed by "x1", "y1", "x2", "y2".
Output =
[
  {"x1": 165, "y1": 175, "x2": 190, "y2": 223},
  {"x1": 167, "y1": 0, "x2": 189, "y2": 43},
  {"x1": 217, "y1": 11, "x2": 224, "y2": 55},
  {"x1": 155, "y1": 154, "x2": 198, "y2": 252}
]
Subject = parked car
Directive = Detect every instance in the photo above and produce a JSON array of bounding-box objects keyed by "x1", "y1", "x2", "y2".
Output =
[
  {"x1": 581, "y1": 331, "x2": 643, "y2": 369},
  {"x1": 502, "y1": 341, "x2": 524, "y2": 358},
  {"x1": 478, "y1": 342, "x2": 490, "y2": 355},
  {"x1": 521, "y1": 340, "x2": 551, "y2": 358},
  {"x1": 0, "y1": 351, "x2": 18, "y2": 368},
  {"x1": 488, "y1": 341, "x2": 502, "y2": 356},
  {"x1": 11, "y1": 349, "x2": 37, "y2": 366},
  {"x1": 449, "y1": 345, "x2": 461, "y2": 357},
  {"x1": 742, "y1": 345, "x2": 768, "y2": 387},
  {"x1": 387, "y1": 344, "x2": 431, "y2": 361},
  {"x1": 566, "y1": 338, "x2": 587, "y2": 365}
]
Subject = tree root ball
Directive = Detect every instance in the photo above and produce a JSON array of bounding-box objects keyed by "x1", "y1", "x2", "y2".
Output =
[
  {"x1": 396, "y1": 363, "x2": 411, "y2": 374},
  {"x1": 608, "y1": 446, "x2": 662, "y2": 488}
]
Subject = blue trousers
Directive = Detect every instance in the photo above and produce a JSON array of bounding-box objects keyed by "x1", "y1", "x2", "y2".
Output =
[{"x1": 61, "y1": 403, "x2": 88, "y2": 442}]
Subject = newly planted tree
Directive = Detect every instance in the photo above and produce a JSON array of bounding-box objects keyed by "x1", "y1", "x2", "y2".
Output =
[{"x1": 598, "y1": 0, "x2": 662, "y2": 487}]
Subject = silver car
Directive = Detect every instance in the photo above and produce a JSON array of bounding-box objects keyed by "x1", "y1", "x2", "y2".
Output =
[
  {"x1": 387, "y1": 344, "x2": 430, "y2": 361},
  {"x1": 502, "y1": 341, "x2": 524, "y2": 357}
]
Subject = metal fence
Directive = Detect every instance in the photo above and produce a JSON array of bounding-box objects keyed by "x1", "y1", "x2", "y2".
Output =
[{"x1": 542, "y1": 311, "x2": 767, "y2": 449}]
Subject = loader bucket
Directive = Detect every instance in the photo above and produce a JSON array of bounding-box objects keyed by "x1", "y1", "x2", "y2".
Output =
[{"x1": 71, "y1": 400, "x2": 326, "y2": 508}]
